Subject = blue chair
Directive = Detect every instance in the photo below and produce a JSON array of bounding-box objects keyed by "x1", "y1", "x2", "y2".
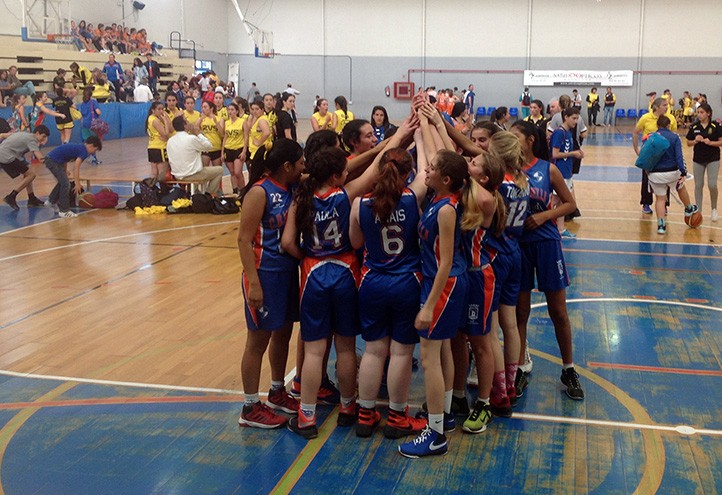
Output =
[
  {"x1": 476, "y1": 107, "x2": 486, "y2": 118},
  {"x1": 639, "y1": 109, "x2": 648, "y2": 117},
  {"x1": 627, "y1": 109, "x2": 637, "y2": 119},
  {"x1": 509, "y1": 107, "x2": 519, "y2": 118},
  {"x1": 487, "y1": 106, "x2": 496, "y2": 117},
  {"x1": 616, "y1": 108, "x2": 626, "y2": 119}
]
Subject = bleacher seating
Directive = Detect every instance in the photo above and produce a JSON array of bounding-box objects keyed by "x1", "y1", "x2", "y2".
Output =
[{"x1": 0, "y1": 35, "x2": 193, "y2": 95}]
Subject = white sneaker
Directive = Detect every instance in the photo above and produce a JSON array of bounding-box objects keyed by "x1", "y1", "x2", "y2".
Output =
[
  {"x1": 44, "y1": 200, "x2": 60, "y2": 212},
  {"x1": 519, "y1": 344, "x2": 534, "y2": 373},
  {"x1": 712, "y1": 209, "x2": 719, "y2": 222},
  {"x1": 58, "y1": 210, "x2": 77, "y2": 218}
]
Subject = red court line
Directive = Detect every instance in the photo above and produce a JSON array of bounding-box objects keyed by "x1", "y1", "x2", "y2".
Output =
[
  {"x1": 0, "y1": 395, "x2": 242, "y2": 410},
  {"x1": 588, "y1": 361, "x2": 722, "y2": 376}
]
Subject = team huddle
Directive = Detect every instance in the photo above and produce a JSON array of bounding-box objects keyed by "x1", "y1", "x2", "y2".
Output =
[{"x1": 236, "y1": 91, "x2": 583, "y2": 459}]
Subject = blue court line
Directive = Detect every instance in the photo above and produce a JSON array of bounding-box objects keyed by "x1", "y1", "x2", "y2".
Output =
[
  {"x1": 584, "y1": 132, "x2": 633, "y2": 147},
  {"x1": 575, "y1": 165, "x2": 640, "y2": 183}
]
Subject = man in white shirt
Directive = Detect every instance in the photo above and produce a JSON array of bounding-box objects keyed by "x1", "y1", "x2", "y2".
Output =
[
  {"x1": 283, "y1": 83, "x2": 300, "y2": 96},
  {"x1": 166, "y1": 116, "x2": 223, "y2": 194},
  {"x1": 133, "y1": 77, "x2": 153, "y2": 102}
]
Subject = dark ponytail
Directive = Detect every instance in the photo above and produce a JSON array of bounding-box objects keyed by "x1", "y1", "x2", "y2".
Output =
[
  {"x1": 294, "y1": 147, "x2": 347, "y2": 238},
  {"x1": 371, "y1": 148, "x2": 413, "y2": 225},
  {"x1": 240, "y1": 138, "x2": 303, "y2": 204}
]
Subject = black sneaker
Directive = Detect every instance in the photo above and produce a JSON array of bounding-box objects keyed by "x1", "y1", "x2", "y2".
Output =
[
  {"x1": 4, "y1": 194, "x2": 19, "y2": 211},
  {"x1": 287, "y1": 416, "x2": 318, "y2": 439},
  {"x1": 560, "y1": 367, "x2": 585, "y2": 400},
  {"x1": 515, "y1": 369, "x2": 530, "y2": 398},
  {"x1": 27, "y1": 196, "x2": 45, "y2": 207}
]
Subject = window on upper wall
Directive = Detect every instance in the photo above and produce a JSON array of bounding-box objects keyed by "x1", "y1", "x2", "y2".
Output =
[{"x1": 194, "y1": 60, "x2": 212, "y2": 75}]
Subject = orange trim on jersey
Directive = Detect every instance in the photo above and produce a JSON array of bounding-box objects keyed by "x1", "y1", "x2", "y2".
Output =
[
  {"x1": 242, "y1": 272, "x2": 260, "y2": 327},
  {"x1": 427, "y1": 276, "x2": 457, "y2": 337},
  {"x1": 253, "y1": 224, "x2": 263, "y2": 269},
  {"x1": 300, "y1": 251, "x2": 360, "y2": 300},
  {"x1": 315, "y1": 186, "x2": 343, "y2": 200},
  {"x1": 264, "y1": 176, "x2": 288, "y2": 191},
  {"x1": 482, "y1": 264, "x2": 495, "y2": 326},
  {"x1": 523, "y1": 157, "x2": 539, "y2": 171},
  {"x1": 471, "y1": 228, "x2": 485, "y2": 267}
]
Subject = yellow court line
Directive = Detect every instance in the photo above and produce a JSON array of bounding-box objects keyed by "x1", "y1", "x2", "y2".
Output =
[
  {"x1": 271, "y1": 410, "x2": 340, "y2": 495},
  {"x1": 531, "y1": 348, "x2": 664, "y2": 495},
  {"x1": 0, "y1": 381, "x2": 78, "y2": 495}
]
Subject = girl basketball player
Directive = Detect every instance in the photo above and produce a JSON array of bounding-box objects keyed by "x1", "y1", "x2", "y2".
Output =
[
  {"x1": 282, "y1": 117, "x2": 417, "y2": 440},
  {"x1": 483, "y1": 131, "x2": 530, "y2": 416},
  {"x1": 237, "y1": 139, "x2": 306, "y2": 429},
  {"x1": 398, "y1": 107, "x2": 470, "y2": 458},
  {"x1": 510, "y1": 120, "x2": 584, "y2": 401},
  {"x1": 349, "y1": 140, "x2": 428, "y2": 439},
  {"x1": 311, "y1": 98, "x2": 334, "y2": 132},
  {"x1": 246, "y1": 100, "x2": 272, "y2": 161},
  {"x1": 333, "y1": 95, "x2": 354, "y2": 135},
  {"x1": 164, "y1": 93, "x2": 184, "y2": 120},
  {"x1": 214, "y1": 91, "x2": 229, "y2": 121},
  {"x1": 199, "y1": 100, "x2": 224, "y2": 167},
  {"x1": 183, "y1": 96, "x2": 202, "y2": 126},
  {"x1": 222, "y1": 102, "x2": 248, "y2": 195},
  {"x1": 145, "y1": 101, "x2": 171, "y2": 180}
]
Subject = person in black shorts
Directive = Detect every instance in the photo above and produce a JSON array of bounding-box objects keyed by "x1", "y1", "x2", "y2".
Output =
[{"x1": 1, "y1": 125, "x2": 50, "y2": 210}]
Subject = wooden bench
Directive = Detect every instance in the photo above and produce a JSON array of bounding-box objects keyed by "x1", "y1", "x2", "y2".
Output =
[{"x1": 78, "y1": 176, "x2": 205, "y2": 196}]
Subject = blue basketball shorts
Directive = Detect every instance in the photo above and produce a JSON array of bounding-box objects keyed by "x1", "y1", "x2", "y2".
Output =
[{"x1": 358, "y1": 270, "x2": 421, "y2": 345}]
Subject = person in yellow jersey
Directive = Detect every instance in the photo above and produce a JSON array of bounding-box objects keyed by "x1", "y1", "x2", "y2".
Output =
[
  {"x1": 199, "y1": 100, "x2": 224, "y2": 167},
  {"x1": 662, "y1": 89, "x2": 674, "y2": 116},
  {"x1": 633, "y1": 97, "x2": 675, "y2": 213},
  {"x1": 681, "y1": 91, "x2": 694, "y2": 128},
  {"x1": 246, "y1": 99, "x2": 272, "y2": 161},
  {"x1": 92, "y1": 75, "x2": 112, "y2": 103},
  {"x1": 146, "y1": 101, "x2": 172, "y2": 180},
  {"x1": 310, "y1": 98, "x2": 334, "y2": 132},
  {"x1": 262, "y1": 93, "x2": 277, "y2": 138},
  {"x1": 69, "y1": 62, "x2": 93, "y2": 90},
  {"x1": 183, "y1": 96, "x2": 202, "y2": 126},
  {"x1": 214, "y1": 90, "x2": 229, "y2": 121},
  {"x1": 165, "y1": 93, "x2": 184, "y2": 119},
  {"x1": 586, "y1": 87, "x2": 600, "y2": 126},
  {"x1": 223, "y1": 101, "x2": 248, "y2": 195},
  {"x1": 333, "y1": 95, "x2": 354, "y2": 135}
]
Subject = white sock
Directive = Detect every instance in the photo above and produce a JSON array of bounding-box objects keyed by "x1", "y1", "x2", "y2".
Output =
[
  {"x1": 244, "y1": 393, "x2": 259, "y2": 406},
  {"x1": 358, "y1": 399, "x2": 375, "y2": 410},
  {"x1": 340, "y1": 396, "x2": 355, "y2": 408},
  {"x1": 429, "y1": 413, "x2": 444, "y2": 434},
  {"x1": 479, "y1": 397, "x2": 490, "y2": 405},
  {"x1": 563, "y1": 363, "x2": 575, "y2": 370},
  {"x1": 270, "y1": 380, "x2": 284, "y2": 391},
  {"x1": 453, "y1": 389, "x2": 466, "y2": 399},
  {"x1": 444, "y1": 390, "x2": 453, "y2": 414},
  {"x1": 300, "y1": 402, "x2": 316, "y2": 418},
  {"x1": 389, "y1": 401, "x2": 406, "y2": 413}
]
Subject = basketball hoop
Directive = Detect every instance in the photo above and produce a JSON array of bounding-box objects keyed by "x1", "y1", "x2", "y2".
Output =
[{"x1": 250, "y1": 26, "x2": 274, "y2": 59}]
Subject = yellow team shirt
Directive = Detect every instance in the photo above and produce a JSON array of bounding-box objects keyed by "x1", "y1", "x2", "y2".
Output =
[
  {"x1": 587, "y1": 93, "x2": 599, "y2": 108},
  {"x1": 265, "y1": 110, "x2": 278, "y2": 136},
  {"x1": 217, "y1": 106, "x2": 229, "y2": 121},
  {"x1": 147, "y1": 115, "x2": 166, "y2": 150},
  {"x1": 224, "y1": 115, "x2": 247, "y2": 150},
  {"x1": 184, "y1": 110, "x2": 202, "y2": 125},
  {"x1": 248, "y1": 115, "x2": 272, "y2": 158},
  {"x1": 200, "y1": 116, "x2": 223, "y2": 151},
  {"x1": 76, "y1": 66, "x2": 94, "y2": 88},
  {"x1": 312, "y1": 111, "x2": 333, "y2": 130},
  {"x1": 334, "y1": 109, "x2": 354, "y2": 133},
  {"x1": 662, "y1": 94, "x2": 674, "y2": 116},
  {"x1": 636, "y1": 111, "x2": 677, "y2": 138},
  {"x1": 92, "y1": 83, "x2": 111, "y2": 101},
  {"x1": 683, "y1": 97, "x2": 694, "y2": 117}
]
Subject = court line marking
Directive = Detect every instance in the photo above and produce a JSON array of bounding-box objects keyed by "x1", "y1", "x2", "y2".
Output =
[
  {"x1": 564, "y1": 247, "x2": 721, "y2": 261},
  {"x1": 571, "y1": 235, "x2": 721, "y2": 249},
  {"x1": 587, "y1": 362, "x2": 722, "y2": 376},
  {"x1": 0, "y1": 220, "x2": 239, "y2": 262}
]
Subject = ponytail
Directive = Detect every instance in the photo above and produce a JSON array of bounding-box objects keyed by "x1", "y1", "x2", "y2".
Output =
[
  {"x1": 240, "y1": 138, "x2": 304, "y2": 204},
  {"x1": 491, "y1": 190, "x2": 507, "y2": 237},
  {"x1": 490, "y1": 131, "x2": 529, "y2": 191},
  {"x1": 460, "y1": 179, "x2": 484, "y2": 231},
  {"x1": 371, "y1": 148, "x2": 413, "y2": 224}
]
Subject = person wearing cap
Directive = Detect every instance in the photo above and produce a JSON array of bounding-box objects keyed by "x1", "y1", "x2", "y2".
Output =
[{"x1": 133, "y1": 77, "x2": 153, "y2": 103}]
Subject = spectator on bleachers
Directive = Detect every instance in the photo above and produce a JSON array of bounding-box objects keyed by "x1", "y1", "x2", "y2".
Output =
[
  {"x1": 90, "y1": 23, "x2": 105, "y2": 52},
  {"x1": 136, "y1": 29, "x2": 151, "y2": 55},
  {"x1": 168, "y1": 81, "x2": 185, "y2": 103},
  {"x1": 77, "y1": 20, "x2": 95, "y2": 52},
  {"x1": 0, "y1": 70, "x2": 10, "y2": 106},
  {"x1": 134, "y1": 78, "x2": 153, "y2": 103},
  {"x1": 102, "y1": 54, "x2": 124, "y2": 101},
  {"x1": 131, "y1": 57, "x2": 148, "y2": 89},
  {"x1": 70, "y1": 62, "x2": 93, "y2": 90},
  {"x1": 6, "y1": 66, "x2": 35, "y2": 96},
  {"x1": 144, "y1": 54, "x2": 160, "y2": 95},
  {"x1": 121, "y1": 70, "x2": 135, "y2": 101},
  {"x1": 92, "y1": 75, "x2": 111, "y2": 103}
]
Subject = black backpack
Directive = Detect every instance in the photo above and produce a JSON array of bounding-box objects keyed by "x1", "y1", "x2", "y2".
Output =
[
  {"x1": 191, "y1": 192, "x2": 214, "y2": 213},
  {"x1": 212, "y1": 197, "x2": 240, "y2": 215}
]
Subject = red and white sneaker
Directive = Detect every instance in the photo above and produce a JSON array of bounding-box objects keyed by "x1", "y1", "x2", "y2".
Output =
[
  {"x1": 383, "y1": 407, "x2": 427, "y2": 439},
  {"x1": 337, "y1": 401, "x2": 357, "y2": 426},
  {"x1": 355, "y1": 407, "x2": 381, "y2": 438},
  {"x1": 267, "y1": 387, "x2": 299, "y2": 415},
  {"x1": 288, "y1": 409, "x2": 318, "y2": 439},
  {"x1": 238, "y1": 401, "x2": 288, "y2": 429}
]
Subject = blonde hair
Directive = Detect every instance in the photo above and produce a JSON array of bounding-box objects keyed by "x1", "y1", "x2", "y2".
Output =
[
  {"x1": 489, "y1": 131, "x2": 529, "y2": 191},
  {"x1": 461, "y1": 151, "x2": 508, "y2": 236},
  {"x1": 461, "y1": 179, "x2": 484, "y2": 231}
]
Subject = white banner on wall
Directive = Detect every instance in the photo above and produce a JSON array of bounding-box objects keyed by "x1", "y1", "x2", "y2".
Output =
[{"x1": 523, "y1": 70, "x2": 634, "y2": 87}]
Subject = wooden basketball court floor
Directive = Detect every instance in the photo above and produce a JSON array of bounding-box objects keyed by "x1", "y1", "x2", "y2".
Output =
[{"x1": 0, "y1": 122, "x2": 720, "y2": 494}]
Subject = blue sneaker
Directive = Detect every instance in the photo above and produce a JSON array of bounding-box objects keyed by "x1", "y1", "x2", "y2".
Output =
[
  {"x1": 415, "y1": 411, "x2": 455, "y2": 432},
  {"x1": 642, "y1": 205, "x2": 653, "y2": 214},
  {"x1": 560, "y1": 229, "x2": 577, "y2": 239},
  {"x1": 398, "y1": 426, "x2": 448, "y2": 458}
]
